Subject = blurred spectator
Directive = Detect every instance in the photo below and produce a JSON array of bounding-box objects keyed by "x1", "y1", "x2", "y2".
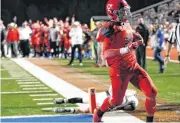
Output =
[
  {"x1": 6, "y1": 22, "x2": 19, "y2": 58},
  {"x1": 82, "y1": 24, "x2": 92, "y2": 59},
  {"x1": 155, "y1": 25, "x2": 165, "y2": 73},
  {"x1": 136, "y1": 18, "x2": 149, "y2": 70},
  {"x1": 49, "y1": 23, "x2": 59, "y2": 57},
  {"x1": 68, "y1": 21, "x2": 83, "y2": 66},
  {"x1": 19, "y1": 22, "x2": 32, "y2": 57},
  {"x1": 1, "y1": 29, "x2": 6, "y2": 58},
  {"x1": 165, "y1": 17, "x2": 180, "y2": 64},
  {"x1": 31, "y1": 23, "x2": 41, "y2": 57},
  {"x1": 91, "y1": 21, "x2": 102, "y2": 67}
]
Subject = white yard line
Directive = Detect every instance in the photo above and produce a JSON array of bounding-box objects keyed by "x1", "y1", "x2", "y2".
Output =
[
  {"x1": 20, "y1": 85, "x2": 45, "y2": 87},
  {"x1": 33, "y1": 98, "x2": 53, "y2": 101},
  {"x1": 11, "y1": 77, "x2": 36, "y2": 79},
  {"x1": 17, "y1": 80, "x2": 39, "y2": 82},
  {"x1": 0, "y1": 69, "x2": 6, "y2": 71},
  {"x1": 1, "y1": 78, "x2": 15, "y2": 80},
  {"x1": 10, "y1": 75, "x2": 33, "y2": 77},
  {"x1": 22, "y1": 87, "x2": 49, "y2": 90},
  {"x1": 12, "y1": 58, "x2": 145, "y2": 123},
  {"x1": 37, "y1": 102, "x2": 54, "y2": 105},
  {"x1": 1, "y1": 90, "x2": 53, "y2": 94},
  {"x1": 18, "y1": 82, "x2": 40, "y2": 84},
  {"x1": 29, "y1": 94, "x2": 58, "y2": 97}
]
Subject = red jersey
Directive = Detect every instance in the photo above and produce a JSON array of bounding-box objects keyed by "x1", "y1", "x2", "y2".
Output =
[
  {"x1": 100, "y1": 23, "x2": 142, "y2": 70},
  {"x1": 6, "y1": 28, "x2": 19, "y2": 42}
]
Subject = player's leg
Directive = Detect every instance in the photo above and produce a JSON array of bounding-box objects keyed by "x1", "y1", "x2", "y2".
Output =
[
  {"x1": 93, "y1": 68, "x2": 131, "y2": 122},
  {"x1": 131, "y1": 66, "x2": 158, "y2": 122}
]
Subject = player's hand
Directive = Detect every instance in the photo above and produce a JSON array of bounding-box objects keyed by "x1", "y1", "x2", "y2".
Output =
[{"x1": 127, "y1": 41, "x2": 142, "y2": 51}]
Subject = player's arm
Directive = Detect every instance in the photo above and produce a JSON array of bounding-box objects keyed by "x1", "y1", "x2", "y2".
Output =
[{"x1": 103, "y1": 37, "x2": 142, "y2": 59}]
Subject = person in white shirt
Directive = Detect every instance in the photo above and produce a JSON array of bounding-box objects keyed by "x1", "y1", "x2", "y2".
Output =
[
  {"x1": 19, "y1": 22, "x2": 32, "y2": 57},
  {"x1": 68, "y1": 21, "x2": 83, "y2": 66}
]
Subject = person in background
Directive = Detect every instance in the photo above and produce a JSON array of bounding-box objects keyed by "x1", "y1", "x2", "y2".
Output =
[
  {"x1": 165, "y1": 17, "x2": 180, "y2": 64},
  {"x1": 155, "y1": 25, "x2": 165, "y2": 73},
  {"x1": 136, "y1": 18, "x2": 149, "y2": 70},
  {"x1": 0, "y1": 20, "x2": 6, "y2": 58},
  {"x1": 91, "y1": 21, "x2": 102, "y2": 67},
  {"x1": 49, "y1": 23, "x2": 59, "y2": 57},
  {"x1": 68, "y1": 21, "x2": 83, "y2": 66},
  {"x1": 19, "y1": 21, "x2": 32, "y2": 57},
  {"x1": 6, "y1": 22, "x2": 19, "y2": 58},
  {"x1": 96, "y1": 21, "x2": 108, "y2": 68},
  {"x1": 82, "y1": 24, "x2": 92, "y2": 59}
]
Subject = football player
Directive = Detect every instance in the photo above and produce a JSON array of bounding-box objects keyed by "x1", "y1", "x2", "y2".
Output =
[{"x1": 92, "y1": 0, "x2": 158, "y2": 122}]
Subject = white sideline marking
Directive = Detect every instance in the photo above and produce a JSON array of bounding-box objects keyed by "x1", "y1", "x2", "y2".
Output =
[
  {"x1": 1, "y1": 90, "x2": 53, "y2": 94},
  {"x1": 18, "y1": 82, "x2": 40, "y2": 84},
  {"x1": 13, "y1": 59, "x2": 87, "y2": 99},
  {"x1": 23, "y1": 87, "x2": 49, "y2": 90},
  {"x1": 37, "y1": 102, "x2": 54, "y2": 105},
  {"x1": 103, "y1": 112, "x2": 144, "y2": 123},
  {"x1": 29, "y1": 94, "x2": 58, "y2": 97},
  {"x1": 20, "y1": 85, "x2": 45, "y2": 87},
  {"x1": 33, "y1": 98, "x2": 53, "y2": 101},
  {"x1": 13, "y1": 58, "x2": 145, "y2": 122}
]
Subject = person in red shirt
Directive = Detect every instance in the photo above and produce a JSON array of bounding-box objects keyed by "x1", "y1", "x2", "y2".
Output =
[
  {"x1": 6, "y1": 22, "x2": 19, "y2": 58},
  {"x1": 31, "y1": 23, "x2": 41, "y2": 57},
  {"x1": 93, "y1": 0, "x2": 157, "y2": 122}
]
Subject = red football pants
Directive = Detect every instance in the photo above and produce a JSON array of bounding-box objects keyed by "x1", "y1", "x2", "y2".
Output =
[{"x1": 100, "y1": 64, "x2": 158, "y2": 115}]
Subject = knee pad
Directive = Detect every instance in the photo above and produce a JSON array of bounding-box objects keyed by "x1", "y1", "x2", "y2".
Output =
[{"x1": 178, "y1": 55, "x2": 180, "y2": 62}]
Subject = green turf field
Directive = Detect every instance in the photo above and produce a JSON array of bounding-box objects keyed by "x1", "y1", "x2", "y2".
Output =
[
  {"x1": 1, "y1": 59, "x2": 76, "y2": 116},
  {"x1": 1, "y1": 58, "x2": 180, "y2": 116},
  {"x1": 55, "y1": 59, "x2": 180, "y2": 104}
]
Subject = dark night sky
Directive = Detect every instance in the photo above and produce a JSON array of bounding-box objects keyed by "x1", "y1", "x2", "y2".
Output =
[{"x1": 2, "y1": 0, "x2": 164, "y2": 25}]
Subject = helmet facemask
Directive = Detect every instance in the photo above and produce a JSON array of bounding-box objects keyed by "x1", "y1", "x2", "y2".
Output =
[{"x1": 114, "y1": 4, "x2": 131, "y2": 22}]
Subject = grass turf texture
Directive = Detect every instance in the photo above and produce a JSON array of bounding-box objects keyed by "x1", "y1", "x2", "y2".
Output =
[
  {"x1": 55, "y1": 59, "x2": 180, "y2": 104},
  {"x1": 1, "y1": 59, "x2": 77, "y2": 116}
]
